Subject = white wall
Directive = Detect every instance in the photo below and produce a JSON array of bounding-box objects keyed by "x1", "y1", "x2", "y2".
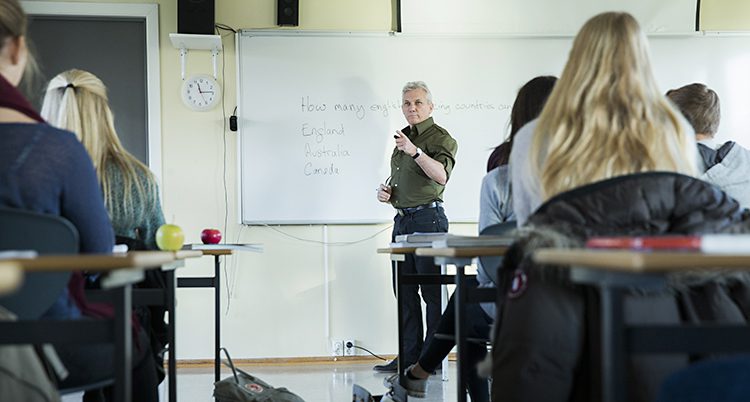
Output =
[{"x1": 23, "y1": 0, "x2": 748, "y2": 360}]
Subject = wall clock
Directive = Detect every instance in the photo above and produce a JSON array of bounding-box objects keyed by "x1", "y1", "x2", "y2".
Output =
[{"x1": 181, "y1": 74, "x2": 221, "y2": 111}]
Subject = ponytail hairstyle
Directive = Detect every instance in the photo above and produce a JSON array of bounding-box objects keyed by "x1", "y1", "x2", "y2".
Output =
[{"x1": 41, "y1": 69, "x2": 159, "y2": 223}]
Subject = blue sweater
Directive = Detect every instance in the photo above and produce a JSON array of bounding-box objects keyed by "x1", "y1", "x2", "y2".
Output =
[{"x1": 0, "y1": 123, "x2": 114, "y2": 317}]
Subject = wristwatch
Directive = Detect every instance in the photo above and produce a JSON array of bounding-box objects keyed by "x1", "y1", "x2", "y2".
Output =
[{"x1": 412, "y1": 147, "x2": 422, "y2": 159}]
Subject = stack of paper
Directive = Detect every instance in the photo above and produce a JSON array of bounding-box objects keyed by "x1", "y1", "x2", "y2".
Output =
[
  {"x1": 390, "y1": 233, "x2": 515, "y2": 248},
  {"x1": 391, "y1": 232, "x2": 452, "y2": 247},
  {"x1": 432, "y1": 235, "x2": 515, "y2": 248}
]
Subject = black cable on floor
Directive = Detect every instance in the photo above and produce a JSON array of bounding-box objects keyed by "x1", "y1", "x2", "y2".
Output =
[{"x1": 348, "y1": 342, "x2": 388, "y2": 361}]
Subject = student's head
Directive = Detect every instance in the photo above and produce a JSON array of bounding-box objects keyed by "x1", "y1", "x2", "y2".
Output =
[
  {"x1": 402, "y1": 81, "x2": 434, "y2": 126},
  {"x1": 666, "y1": 83, "x2": 720, "y2": 138},
  {"x1": 510, "y1": 76, "x2": 557, "y2": 137},
  {"x1": 41, "y1": 69, "x2": 156, "y2": 218},
  {"x1": 41, "y1": 69, "x2": 121, "y2": 166},
  {"x1": 531, "y1": 12, "x2": 696, "y2": 199},
  {"x1": 489, "y1": 75, "x2": 557, "y2": 168},
  {"x1": 0, "y1": 0, "x2": 31, "y2": 86}
]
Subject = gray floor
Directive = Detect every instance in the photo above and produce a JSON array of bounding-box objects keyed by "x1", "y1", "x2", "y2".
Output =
[{"x1": 63, "y1": 360, "x2": 465, "y2": 402}]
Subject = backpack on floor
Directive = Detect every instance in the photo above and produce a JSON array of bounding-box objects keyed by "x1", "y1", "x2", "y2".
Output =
[
  {"x1": 0, "y1": 307, "x2": 60, "y2": 402},
  {"x1": 213, "y1": 348, "x2": 305, "y2": 402}
]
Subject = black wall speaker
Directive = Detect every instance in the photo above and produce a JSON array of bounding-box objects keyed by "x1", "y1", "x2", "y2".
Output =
[
  {"x1": 277, "y1": 0, "x2": 299, "y2": 26},
  {"x1": 178, "y1": 0, "x2": 215, "y2": 35}
]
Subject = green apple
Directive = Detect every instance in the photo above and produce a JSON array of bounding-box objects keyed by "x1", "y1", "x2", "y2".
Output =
[{"x1": 155, "y1": 223, "x2": 185, "y2": 251}]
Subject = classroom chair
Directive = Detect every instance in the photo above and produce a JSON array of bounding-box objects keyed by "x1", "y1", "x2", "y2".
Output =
[
  {"x1": 0, "y1": 207, "x2": 123, "y2": 397},
  {"x1": 0, "y1": 206, "x2": 76, "y2": 319},
  {"x1": 432, "y1": 221, "x2": 516, "y2": 345}
]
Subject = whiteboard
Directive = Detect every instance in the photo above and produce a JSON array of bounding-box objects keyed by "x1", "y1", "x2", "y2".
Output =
[
  {"x1": 400, "y1": 0, "x2": 694, "y2": 35},
  {"x1": 236, "y1": 31, "x2": 750, "y2": 225}
]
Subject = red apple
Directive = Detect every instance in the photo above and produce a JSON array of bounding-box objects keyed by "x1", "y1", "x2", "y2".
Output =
[{"x1": 201, "y1": 228, "x2": 222, "y2": 244}]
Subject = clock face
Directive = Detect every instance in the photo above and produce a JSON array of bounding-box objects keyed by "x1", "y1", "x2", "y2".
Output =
[{"x1": 181, "y1": 75, "x2": 221, "y2": 111}]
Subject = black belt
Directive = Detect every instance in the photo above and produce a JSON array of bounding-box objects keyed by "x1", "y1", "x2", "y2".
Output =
[{"x1": 396, "y1": 201, "x2": 442, "y2": 216}]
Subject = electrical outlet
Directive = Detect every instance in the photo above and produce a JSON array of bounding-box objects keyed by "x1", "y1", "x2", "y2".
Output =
[
  {"x1": 344, "y1": 339, "x2": 356, "y2": 356},
  {"x1": 331, "y1": 340, "x2": 343, "y2": 356}
]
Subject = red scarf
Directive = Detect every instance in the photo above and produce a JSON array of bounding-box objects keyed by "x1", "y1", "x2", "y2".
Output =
[{"x1": 0, "y1": 73, "x2": 44, "y2": 122}]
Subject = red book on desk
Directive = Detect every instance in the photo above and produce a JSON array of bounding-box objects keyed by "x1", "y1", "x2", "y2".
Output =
[{"x1": 586, "y1": 235, "x2": 750, "y2": 254}]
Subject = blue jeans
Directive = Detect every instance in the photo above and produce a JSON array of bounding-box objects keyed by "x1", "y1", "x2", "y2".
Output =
[{"x1": 391, "y1": 205, "x2": 449, "y2": 366}]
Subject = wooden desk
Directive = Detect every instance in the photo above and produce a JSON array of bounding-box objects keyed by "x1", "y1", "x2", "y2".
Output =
[
  {"x1": 416, "y1": 245, "x2": 509, "y2": 402},
  {"x1": 0, "y1": 251, "x2": 182, "y2": 402},
  {"x1": 178, "y1": 244, "x2": 263, "y2": 382},
  {"x1": 533, "y1": 248, "x2": 750, "y2": 402},
  {"x1": 377, "y1": 247, "x2": 455, "y2": 399},
  {"x1": 85, "y1": 250, "x2": 200, "y2": 402}
]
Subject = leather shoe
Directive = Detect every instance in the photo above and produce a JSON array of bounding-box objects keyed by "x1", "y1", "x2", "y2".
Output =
[{"x1": 373, "y1": 358, "x2": 398, "y2": 373}]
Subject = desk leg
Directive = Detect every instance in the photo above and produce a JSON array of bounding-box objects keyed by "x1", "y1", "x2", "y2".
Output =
[
  {"x1": 396, "y1": 258, "x2": 406, "y2": 386},
  {"x1": 166, "y1": 270, "x2": 177, "y2": 402},
  {"x1": 440, "y1": 263, "x2": 449, "y2": 382},
  {"x1": 599, "y1": 286, "x2": 626, "y2": 402},
  {"x1": 215, "y1": 255, "x2": 221, "y2": 383},
  {"x1": 455, "y1": 265, "x2": 467, "y2": 402},
  {"x1": 113, "y1": 285, "x2": 133, "y2": 402}
]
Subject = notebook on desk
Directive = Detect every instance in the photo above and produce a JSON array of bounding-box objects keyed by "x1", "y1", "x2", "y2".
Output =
[
  {"x1": 391, "y1": 232, "x2": 453, "y2": 248},
  {"x1": 391, "y1": 233, "x2": 515, "y2": 249},
  {"x1": 394, "y1": 232, "x2": 451, "y2": 243},
  {"x1": 432, "y1": 235, "x2": 515, "y2": 248},
  {"x1": 586, "y1": 234, "x2": 750, "y2": 254}
]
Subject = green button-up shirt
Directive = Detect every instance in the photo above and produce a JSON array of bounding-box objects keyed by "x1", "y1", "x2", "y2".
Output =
[{"x1": 389, "y1": 117, "x2": 458, "y2": 208}]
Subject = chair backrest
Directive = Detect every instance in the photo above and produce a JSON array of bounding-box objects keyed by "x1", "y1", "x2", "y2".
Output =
[
  {"x1": 0, "y1": 207, "x2": 79, "y2": 319},
  {"x1": 477, "y1": 221, "x2": 516, "y2": 286}
]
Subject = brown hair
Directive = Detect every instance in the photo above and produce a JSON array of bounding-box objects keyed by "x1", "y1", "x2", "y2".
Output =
[
  {"x1": 0, "y1": 0, "x2": 27, "y2": 43},
  {"x1": 0, "y1": 0, "x2": 39, "y2": 91},
  {"x1": 487, "y1": 75, "x2": 557, "y2": 171},
  {"x1": 666, "y1": 83, "x2": 720, "y2": 137}
]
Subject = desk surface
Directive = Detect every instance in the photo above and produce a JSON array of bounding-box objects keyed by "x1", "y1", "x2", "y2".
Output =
[
  {"x1": 377, "y1": 247, "x2": 418, "y2": 255},
  {"x1": 8, "y1": 251, "x2": 191, "y2": 272},
  {"x1": 534, "y1": 248, "x2": 750, "y2": 272},
  {"x1": 187, "y1": 244, "x2": 264, "y2": 255}
]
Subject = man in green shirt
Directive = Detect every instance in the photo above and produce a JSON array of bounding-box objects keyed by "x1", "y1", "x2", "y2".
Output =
[{"x1": 375, "y1": 81, "x2": 458, "y2": 373}]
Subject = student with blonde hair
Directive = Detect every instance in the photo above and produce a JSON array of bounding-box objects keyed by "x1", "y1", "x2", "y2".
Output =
[
  {"x1": 41, "y1": 69, "x2": 165, "y2": 250},
  {"x1": 41, "y1": 69, "x2": 168, "y2": 390},
  {"x1": 510, "y1": 11, "x2": 697, "y2": 225},
  {"x1": 493, "y1": 12, "x2": 750, "y2": 402}
]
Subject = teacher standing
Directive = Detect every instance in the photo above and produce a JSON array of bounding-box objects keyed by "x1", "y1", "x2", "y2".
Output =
[{"x1": 375, "y1": 81, "x2": 458, "y2": 373}]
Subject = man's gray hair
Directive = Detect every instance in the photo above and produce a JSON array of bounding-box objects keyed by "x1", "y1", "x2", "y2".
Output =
[{"x1": 402, "y1": 81, "x2": 433, "y2": 104}]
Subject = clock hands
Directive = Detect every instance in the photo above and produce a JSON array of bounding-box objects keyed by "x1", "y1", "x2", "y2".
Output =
[
  {"x1": 195, "y1": 83, "x2": 215, "y2": 105},
  {"x1": 183, "y1": 76, "x2": 220, "y2": 110},
  {"x1": 196, "y1": 83, "x2": 215, "y2": 95}
]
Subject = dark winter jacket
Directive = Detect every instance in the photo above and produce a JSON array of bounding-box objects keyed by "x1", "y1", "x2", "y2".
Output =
[{"x1": 491, "y1": 172, "x2": 750, "y2": 402}]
